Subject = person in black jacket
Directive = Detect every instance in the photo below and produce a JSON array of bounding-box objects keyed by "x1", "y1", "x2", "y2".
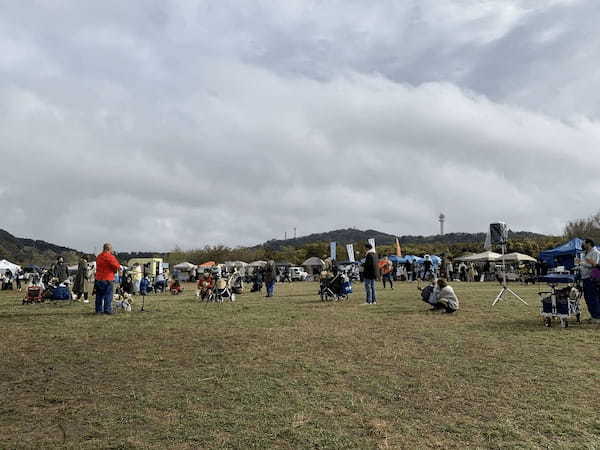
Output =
[
  {"x1": 363, "y1": 243, "x2": 379, "y2": 304},
  {"x1": 53, "y1": 257, "x2": 69, "y2": 283},
  {"x1": 264, "y1": 260, "x2": 277, "y2": 297}
]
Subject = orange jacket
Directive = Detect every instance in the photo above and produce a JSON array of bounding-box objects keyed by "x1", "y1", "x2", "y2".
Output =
[
  {"x1": 379, "y1": 259, "x2": 392, "y2": 275},
  {"x1": 95, "y1": 252, "x2": 121, "y2": 281}
]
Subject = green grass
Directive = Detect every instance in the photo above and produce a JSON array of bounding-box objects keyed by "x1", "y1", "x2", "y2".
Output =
[{"x1": 1, "y1": 281, "x2": 600, "y2": 449}]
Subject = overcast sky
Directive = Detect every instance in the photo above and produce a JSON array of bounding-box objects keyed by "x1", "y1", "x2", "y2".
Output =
[{"x1": 1, "y1": 0, "x2": 600, "y2": 252}]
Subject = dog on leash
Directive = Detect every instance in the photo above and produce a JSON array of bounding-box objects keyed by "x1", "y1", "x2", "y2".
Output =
[
  {"x1": 113, "y1": 298, "x2": 132, "y2": 312},
  {"x1": 113, "y1": 292, "x2": 133, "y2": 312}
]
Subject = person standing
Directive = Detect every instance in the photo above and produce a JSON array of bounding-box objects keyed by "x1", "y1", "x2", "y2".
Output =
[
  {"x1": 53, "y1": 257, "x2": 69, "y2": 283},
  {"x1": 15, "y1": 269, "x2": 23, "y2": 292},
  {"x1": 132, "y1": 263, "x2": 142, "y2": 294},
  {"x1": 445, "y1": 259, "x2": 454, "y2": 281},
  {"x1": 95, "y1": 243, "x2": 121, "y2": 315},
  {"x1": 73, "y1": 257, "x2": 89, "y2": 301},
  {"x1": 467, "y1": 263, "x2": 476, "y2": 282},
  {"x1": 264, "y1": 260, "x2": 277, "y2": 297},
  {"x1": 363, "y1": 243, "x2": 379, "y2": 304},
  {"x1": 405, "y1": 260, "x2": 413, "y2": 282},
  {"x1": 380, "y1": 255, "x2": 394, "y2": 289},
  {"x1": 577, "y1": 238, "x2": 600, "y2": 322}
]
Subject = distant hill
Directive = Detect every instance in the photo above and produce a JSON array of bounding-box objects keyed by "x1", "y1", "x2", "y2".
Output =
[
  {"x1": 0, "y1": 227, "x2": 560, "y2": 267},
  {"x1": 0, "y1": 229, "x2": 85, "y2": 266},
  {"x1": 261, "y1": 228, "x2": 555, "y2": 251}
]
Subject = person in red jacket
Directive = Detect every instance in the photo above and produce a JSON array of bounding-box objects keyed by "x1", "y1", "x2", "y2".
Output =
[{"x1": 95, "y1": 243, "x2": 121, "y2": 314}]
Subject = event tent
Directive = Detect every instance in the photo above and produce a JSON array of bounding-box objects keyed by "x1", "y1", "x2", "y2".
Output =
[
  {"x1": 174, "y1": 262, "x2": 197, "y2": 271},
  {"x1": 454, "y1": 251, "x2": 501, "y2": 263},
  {"x1": 388, "y1": 255, "x2": 441, "y2": 266},
  {"x1": 249, "y1": 261, "x2": 267, "y2": 267},
  {"x1": 225, "y1": 261, "x2": 248, "y2": 267},
  {"x1": 199, "y1": 261, "x2": 216, "y2": 268},
  {"x1": 500, "y1": 252, "x2": 537, "y2": 263},
  {"x1": 0, "y1": 259, "x2": 21, "y2": 274},
  {"x1": 302, "y1": 257, "x2": 325, "y2": 276},
  {"x1": 539, "y1": 238, "x2": 582, "y2": 269},
  {"x1": 23, "y1": 264, "x2": 41, "y2": 273}
]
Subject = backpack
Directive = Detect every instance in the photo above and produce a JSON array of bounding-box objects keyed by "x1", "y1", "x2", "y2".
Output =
[{"x1": 421, "y1": 285, "x2": 434, "y2": 302}]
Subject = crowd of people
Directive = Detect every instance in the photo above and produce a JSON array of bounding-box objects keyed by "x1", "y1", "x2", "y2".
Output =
[{"x1": 11, "y1": 237, "x2": 600, "y2": 323}]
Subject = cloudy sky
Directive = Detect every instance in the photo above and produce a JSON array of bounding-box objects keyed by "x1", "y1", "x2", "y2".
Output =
[{"x1": 1, "y1": 0, "x2": 600, "y2": 252}]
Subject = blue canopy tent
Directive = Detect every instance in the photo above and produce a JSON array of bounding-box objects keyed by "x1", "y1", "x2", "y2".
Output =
[
  {"x1": 539, "y1": 238, "x2": 583, "y2": 270},
  {"x1": 388, "y1": 255, "x2": 441, "y2": 266}
]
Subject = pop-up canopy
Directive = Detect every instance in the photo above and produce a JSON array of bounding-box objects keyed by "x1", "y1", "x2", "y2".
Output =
[
  {"x1": 174, "y1": 262, "x2": 197, "y2": 271},
  {"x1": 500, "y1": 252, "x2": 537, "y2": 263},
  {"x1": 0, "y1": 259, "x2": 21, "y2": 274},
  {"x1": 539, "y1": 238, "x2": 583, "y2": 269},
  {"x1": 455, "y1": 251, "x2": 501, "y2": 263}
]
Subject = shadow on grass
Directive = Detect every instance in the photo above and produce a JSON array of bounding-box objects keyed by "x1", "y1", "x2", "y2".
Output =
[
  {"x1": 0, "y1": 310, "x2": 102, "y2": 319},
  {"x1": 467, "y1": 317, "x2": 590, "y2": 334}
]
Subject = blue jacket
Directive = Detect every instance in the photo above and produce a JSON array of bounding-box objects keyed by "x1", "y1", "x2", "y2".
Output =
[{"x1": 140, "y1": 278, "x2": 150, "y2": 293}]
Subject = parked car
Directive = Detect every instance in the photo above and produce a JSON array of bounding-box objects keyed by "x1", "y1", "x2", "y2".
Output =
[{"x1": 289, "y1": 266, "x2": 308, "y2": 281}]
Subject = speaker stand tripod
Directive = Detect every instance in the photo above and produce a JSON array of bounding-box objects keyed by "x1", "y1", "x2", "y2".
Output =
[{"x1": 492, "y1": 244, "x2": 528, "y2": 306}]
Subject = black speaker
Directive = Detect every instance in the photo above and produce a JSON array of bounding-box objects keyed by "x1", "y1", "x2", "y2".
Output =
[{"x1": 490, "y1": 222, "x2": 508, "y2": 245}]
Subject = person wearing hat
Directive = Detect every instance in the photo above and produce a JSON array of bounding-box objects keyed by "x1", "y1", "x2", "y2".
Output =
[{"x1": 53, "y1": 257, "x2": 69, "y2": 284}]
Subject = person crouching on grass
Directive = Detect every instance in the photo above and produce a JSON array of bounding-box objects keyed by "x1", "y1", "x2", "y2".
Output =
[
  {"x1": 95, "y1": 243, "x2": 121, "y2": 315},
  {"x1": 422, "y1": 278, "x2": 459, "y2": 314}
]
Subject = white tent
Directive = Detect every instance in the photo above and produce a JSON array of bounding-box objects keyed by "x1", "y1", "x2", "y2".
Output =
[
  {"x1": 454, "y1": 251, "x2": 501, "y2": 263},
  {"x1": 302, "y1": 257, "x2": 325, "y2": 267},
  {"x1": 499, "y1": 252, "x2": 537, "y2": 263},
  {"x1": 0, "y1": 259, "x2": 21, "y2": 274},
  {"x1": 174, "y1": 262, "x2": 197, "y2": 271},
  {"x1": 249, "y1": 261, "x2": 267, "y2": 267}
]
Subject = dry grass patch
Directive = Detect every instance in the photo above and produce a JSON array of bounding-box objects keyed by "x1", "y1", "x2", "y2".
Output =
[{"x1": 1, "y1": 281, "x2": 600, "y2": 448}]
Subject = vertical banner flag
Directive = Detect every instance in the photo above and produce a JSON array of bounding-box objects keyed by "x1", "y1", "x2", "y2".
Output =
[
  {"x1": 346, "y1": 244, "x2": 355, "y2": 262},
  {"x1": 395, "y1": 237, "x2": 402, "y2": 257},
  {"x1": 484, "y1": 231, "x2": 491, "y2": 250},
  {"x1": 330, "y1": 241, "x2": 337, "y2": 261},
  {"x1": 368, "y1": 238, "x2": 376, "y2": 250}
]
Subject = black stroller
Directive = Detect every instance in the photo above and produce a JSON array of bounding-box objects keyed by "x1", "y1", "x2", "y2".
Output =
[
  {"x1": 319, "y1": 270, "x2": 351, "y2": 302},
  {"x1": 250, "y1": 272, "x2": 263, "y2": 293}
]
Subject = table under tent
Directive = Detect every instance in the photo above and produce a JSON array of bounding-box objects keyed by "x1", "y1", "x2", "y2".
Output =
[{"x1": 173, "y1": 262, "x2": 198, "y2": 281}]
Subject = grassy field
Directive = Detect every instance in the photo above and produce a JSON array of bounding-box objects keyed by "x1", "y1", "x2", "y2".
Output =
[{"x1": 1, "y1": 280, "x2": 600, "y2": 449}]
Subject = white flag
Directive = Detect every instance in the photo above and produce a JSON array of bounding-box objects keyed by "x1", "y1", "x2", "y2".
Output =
[
  {"x1": 330, "y1": 242, "x2": 337, "y2": 260},
  {"x1": 346, "y1": 244, "x2": 355, "y2": 262},
  {"x1": 368, "y1": 238, "x2": 375, "y2": 250},
  {"x1": 484, "y1": 231, "x2": 491, "y2": 250}
]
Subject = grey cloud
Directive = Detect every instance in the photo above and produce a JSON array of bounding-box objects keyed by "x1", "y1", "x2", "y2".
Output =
[{"x1": 0, "y1": 1, "x2": 599, "y2": 252}]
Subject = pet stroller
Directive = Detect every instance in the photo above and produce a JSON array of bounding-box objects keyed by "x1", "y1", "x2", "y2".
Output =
[
  {"x1": 250, "y1": 273, "x2": 263, "y2": 293},
  {"x1": 197, "y1": 276, "x2": 215, "y2": 302},
  {"x1": 23, "y1": 285, "x2": 44, "y2": 304},
  {"x1": 170, "y1": 280, "x2": 183, "y2": 295},
  {"x1": 231, "y1": 272, "x2": 244, "y2": 295},
  {"x1": 538, "y1": 274, "x2": 582, "y2": 328},
  {"x1": 214, "y1": 276, "x2": 236, "y2": 303},
  {"x1": 319, "y1": 271, "x2": 351, "y2": 302}
]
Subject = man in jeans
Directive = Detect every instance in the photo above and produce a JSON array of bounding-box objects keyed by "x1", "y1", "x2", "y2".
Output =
[
  {"x1": 363, "y1": 243, "x2": 379, "y2": 304},
  {"x1": 577, "y1": 238, "x2": 600, "y2": 322},
  {"x1": 95, "y1": 243, "x2": 121, "y2": 315}
]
